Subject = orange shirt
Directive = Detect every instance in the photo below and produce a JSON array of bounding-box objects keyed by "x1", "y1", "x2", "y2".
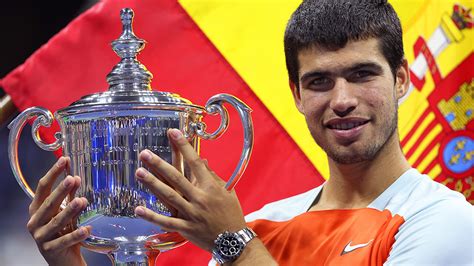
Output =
[
  {"x1": 249, "y1": 209, "x2": 404, "y2": 265},
  {"x1": 240, "y1": 169, "x2": 473, "y2": 266}
]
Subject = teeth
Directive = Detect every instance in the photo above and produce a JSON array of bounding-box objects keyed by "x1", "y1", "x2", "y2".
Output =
[{"x1": 332, "y1": 121, "x2": 364, "y2": 130}]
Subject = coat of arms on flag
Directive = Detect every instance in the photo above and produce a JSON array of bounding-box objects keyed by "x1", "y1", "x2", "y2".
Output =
[
  {"x1": 396, "y1": 2, "x2": 473, "y2": 203},
  {"x1": 181, "y1": 0, "x2": 473, "y2": 203}
]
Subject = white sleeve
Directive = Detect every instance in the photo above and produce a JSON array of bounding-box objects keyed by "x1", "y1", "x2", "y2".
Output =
[
  {"x1": 385, "y1": 200, "x2": 474, "y2": 265},
  {"x1": 208, "y1": 258, "x2": 216, "y2": 266}
]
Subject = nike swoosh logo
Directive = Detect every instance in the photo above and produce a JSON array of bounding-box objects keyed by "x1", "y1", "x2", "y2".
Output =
[{"x1": 340, "y1": 239, "x2": 373, "y2": 255}]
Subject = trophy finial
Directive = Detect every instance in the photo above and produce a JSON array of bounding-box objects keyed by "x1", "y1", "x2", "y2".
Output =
[
  {"x1": 106, "y1": 8, "x2": 153, "y2": 91},
  {"x1": 120, "y1": 8, "x2": 135, "y2": 39}
]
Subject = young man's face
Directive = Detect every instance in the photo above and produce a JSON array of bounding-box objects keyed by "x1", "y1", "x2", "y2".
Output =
[{"x1": 292, "y1": 38, "x2": 409, "y2": 164}]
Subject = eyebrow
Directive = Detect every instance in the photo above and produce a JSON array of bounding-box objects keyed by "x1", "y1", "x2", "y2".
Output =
[
  {"x1": 299, "y1": 62, "x2": 384, "y2": 83},
  {"x1": 346, "y1": 62, "x2": 384, "y2": 75}
]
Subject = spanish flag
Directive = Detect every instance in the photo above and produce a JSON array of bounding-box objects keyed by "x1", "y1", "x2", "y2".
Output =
[{"x1": 1, "y1": 0, "x2": 472, "y2": 264}]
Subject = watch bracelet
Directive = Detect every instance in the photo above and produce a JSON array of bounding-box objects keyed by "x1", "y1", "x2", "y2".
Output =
[{"x1": 212, "y1": 227, "x2": 257, "y2": 264}]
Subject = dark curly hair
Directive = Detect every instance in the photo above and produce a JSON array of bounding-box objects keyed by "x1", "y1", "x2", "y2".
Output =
[{"x1": 284, "y1": 0, "x2": 404, "y2": 88}]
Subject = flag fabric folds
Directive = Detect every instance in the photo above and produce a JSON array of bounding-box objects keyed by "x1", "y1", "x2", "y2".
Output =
[{"x1": 0, "y1": 0, "x2": 323, "y2": 264}]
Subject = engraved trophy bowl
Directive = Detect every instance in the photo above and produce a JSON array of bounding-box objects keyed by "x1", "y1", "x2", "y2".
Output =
[{"x1": 8, "y1": 8, "x2": 253, "y2": 265}]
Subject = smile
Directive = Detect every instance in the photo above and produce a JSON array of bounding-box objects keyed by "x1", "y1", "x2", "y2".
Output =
[
  {"x1": 325, "y1": 118, "x2": 370, "y2": 142},
  {"x1": 326, "y1": 120, "x2": 369, "y2": 130}
]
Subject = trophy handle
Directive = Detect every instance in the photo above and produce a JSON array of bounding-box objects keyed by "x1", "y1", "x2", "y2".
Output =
[
  {"x1": 8, "y1": 107, "x2": 63, "y2": 200},
  {"x1": 193, "y1": 94, "x2": 254, "y2": 190}
]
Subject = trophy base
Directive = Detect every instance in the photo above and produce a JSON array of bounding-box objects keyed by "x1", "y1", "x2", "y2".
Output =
[
  {"x1": 107, "y1": 249, "x2": 160, "y2": 266},
  {"x1": 80, "y1": 215, "x2": 187, "y2": 264},
  {"x1": 83, "y1": 232, "x2": 187, "y2": 265},
  {"x1": 82, "y1": 231, "x2": 187, "y2": 253}
]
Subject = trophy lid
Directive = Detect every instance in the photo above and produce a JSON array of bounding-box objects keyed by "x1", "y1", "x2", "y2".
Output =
[{"x1": 57, "y1": 8, "x2": 201, "y2": 115}]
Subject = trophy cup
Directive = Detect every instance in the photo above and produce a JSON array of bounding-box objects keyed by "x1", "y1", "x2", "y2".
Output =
[{"x1": 8, "y1": 8, "x2": 253, "y2": 265}]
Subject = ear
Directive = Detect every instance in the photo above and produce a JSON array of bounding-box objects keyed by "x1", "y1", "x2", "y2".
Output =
[
  {"x1": 395, "y1": 59, "x2": 410, "y2": 100},
  {"x1": 290, "y1": 80, "x2": 304, "y2": 113}
]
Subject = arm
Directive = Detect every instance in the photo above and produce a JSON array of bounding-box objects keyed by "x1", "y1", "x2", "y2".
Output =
[
  {"x1": 229, "y1": 239, "x2": 277, "y2": 265},
  {"x1": 134, "y1": 128, "x2": 276, "y2": 265}
]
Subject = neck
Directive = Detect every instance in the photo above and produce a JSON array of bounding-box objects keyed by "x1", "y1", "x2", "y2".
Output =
[{"x1": 311, "y1": 132, "x2": 410, "y2": 211}]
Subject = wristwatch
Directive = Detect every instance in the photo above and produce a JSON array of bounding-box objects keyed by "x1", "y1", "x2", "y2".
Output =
[{"x1": 211, "y1": 227, "x2": 257, "y2": 264}]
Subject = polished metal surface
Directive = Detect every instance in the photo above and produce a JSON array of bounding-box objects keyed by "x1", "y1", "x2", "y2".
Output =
[
  {"x1": 8, "y1": 7, "x2": 254, "y2": 265},
  {"x1": 61, "y1": 110, "x2": 193, "y2": 256},
  {"x1": 8, "y1": 107, "x2": 62, "y2": 199},
  {"x1": 62, "y1": 7, "x2": 196, "y2": 110},
  {"x1": 191, "y1": 94, "x2": 254, "y2": 190},
  {"x1": 107, "y1": 8, "x2": 152, "y2": 92}
]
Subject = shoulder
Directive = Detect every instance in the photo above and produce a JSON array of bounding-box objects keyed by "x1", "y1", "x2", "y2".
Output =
[
  {"x1": 374, "y1": 169, "x2": 470, "y2": 217},
  {"x1": 245, "y1": 186, "x2": 322, "y2": 223},
  {"x1": 385, "y1": 171, "x2": 473, "y2": 265},
  {"x1": 394, "y1": 170, "x2": 471, "y2": 218}
]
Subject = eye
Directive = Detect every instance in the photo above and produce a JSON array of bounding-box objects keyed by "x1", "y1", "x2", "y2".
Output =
[
  {"x1": 349, "y1": 70, "x2": 375, "y2": 82},
  {"x1": 307, "y1": 77, "x2": 333, "y2": 91}
]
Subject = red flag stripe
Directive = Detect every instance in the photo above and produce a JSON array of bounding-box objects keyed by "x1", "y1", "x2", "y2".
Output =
[
  {"x1": 404, "y1": 118, "x2": 439, "y2": 159},
  {"x1": 423, "y1": 160, "x2": 439, "y2": 176},
  {"x1": 400, "y1": 108, "x2": 431, "y2": 147},
  {"x1": 1, "y1": 1, "x2": 325, "y2": 264},
  {"x1": 412, "y1": 133, "x2": 443, "y2": 169}
]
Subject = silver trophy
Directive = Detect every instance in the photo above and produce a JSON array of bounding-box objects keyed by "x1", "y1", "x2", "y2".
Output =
[{"x1": 8, "y1": 8, "x2": 253, "y2": 265}]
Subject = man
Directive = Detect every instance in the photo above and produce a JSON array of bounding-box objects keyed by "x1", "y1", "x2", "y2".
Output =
[{"x1": 27, "y1": 0, "x2": 472, "y2": 265}]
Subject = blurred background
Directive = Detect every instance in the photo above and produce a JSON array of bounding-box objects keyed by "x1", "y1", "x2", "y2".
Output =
[{"x1": 0, "y1": 0, "x2": 109, "y2": 264}]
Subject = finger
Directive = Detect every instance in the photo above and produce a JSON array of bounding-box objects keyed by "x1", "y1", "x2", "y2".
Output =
[
  {"x1": 68, "y1": 176, "x2": 84, "y2": 229},
  {"x1": 136, "y1": 167, "x2": 193, "y2": 214},
  {"x1": 170, "y1": 136, "x2": 184, "y2": 174},
  {"x1": 168, "y1": 129, "x2": 209, "y2": 182},
  {"x1": 30, "y1": 175, "x2": 78, "y2": 227},
  {"x1": 64, "y1": 156, "x2": 71, "y2": 176},
  {"x1": 30, "y1": 157, "x2": 69, "y2": 214},
  {"x1": 33, "y1": 197, "x2": 87, "y2": 243},
  {"x1": 41, "y1": 226, "x2": 91, "y2": 253},
  {"x1": 170, "y1": 137, "x2": 196, "y2": 189},
  {"x1": 136, "y1": 163, "x2": 178, "y2": 216},
  {"x1": 139, "y1": 150, "x2": 195, "y2": 199},
  {"x1": 135, "y1": 206, "x2": 188, "y2": 232},
  {"x1": 70, "y1": 198, "x2": 89, "y2": 229},
  {"x1": 67, "y1": 176, "x2": 82, "y2": 202}
]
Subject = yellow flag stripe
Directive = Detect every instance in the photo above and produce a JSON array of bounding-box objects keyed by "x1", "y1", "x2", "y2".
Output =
[
  {"x1": 180, "y1": 0, "x2": 473, "y2": 181},
  {"x1": 179, "y1": 0, "x2": 330, "y2": 178},
  {"x1": 418, "y1": 144, "x2": 440, "y2": 173},
  {"x1": 427, "y1": 164, "x2": 442, "y2": 179},
  {"x1": 407, "y1": 124, "x2": 442, "y2": 166},
  {"x1": 398, "y1": 91, "x2": 430, "y2": 141},
  {"x1": 398, "y1": 0, "x2": 432, "y2": 34},
  {"x1": 402, "y1": 112, "x2": 435, "y2": 154}
]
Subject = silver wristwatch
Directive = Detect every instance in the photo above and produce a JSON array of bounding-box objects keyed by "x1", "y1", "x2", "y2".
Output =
[{"x1": 211, "y1": 227, "x2": 257, "y2": 264}]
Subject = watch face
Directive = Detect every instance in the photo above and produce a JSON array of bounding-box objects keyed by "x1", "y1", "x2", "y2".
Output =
[{"x1": 217, "y1": 233, "x2": 244, "y2": 258}]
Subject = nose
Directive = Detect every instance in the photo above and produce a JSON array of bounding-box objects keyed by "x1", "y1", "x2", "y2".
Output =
[{"x1": 329, "y1": 78, "x2": 358, "y2": 117}]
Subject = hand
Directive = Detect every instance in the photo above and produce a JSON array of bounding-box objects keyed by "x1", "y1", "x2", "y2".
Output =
[
  {"x1": 27, "y1": 157, "x2": 90, "y2": 266},
  {"x1": 134, "y1": 128, "x2": 247, "y2": 251}
]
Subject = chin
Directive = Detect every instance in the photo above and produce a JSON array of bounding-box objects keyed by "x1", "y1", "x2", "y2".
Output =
[
  {"x1": 326, "y1": 144, "x2": 380, "y2": 165},
  {"x1": 328, "y1": 153, "x2": 369, "y2": 164}
]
